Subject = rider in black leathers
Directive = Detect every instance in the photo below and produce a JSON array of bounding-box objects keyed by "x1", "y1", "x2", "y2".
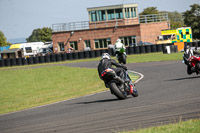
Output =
[{"x1": 97, "y1": 53, "x2": 127, "y2": 80}]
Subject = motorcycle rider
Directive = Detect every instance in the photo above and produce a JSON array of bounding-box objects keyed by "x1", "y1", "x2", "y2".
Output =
[
  {"x1": 184, "y1": 45, "x2": 200, "y2": 74},
  {"x1": 98, "y1": 53, "x2": 127, "y2": 79},
  {"x1": 97, "y1": 53, "x2": 137, "y2": 94},
  {"x1": 114, "y1": 39, "x2": 126, "y2": 58}
]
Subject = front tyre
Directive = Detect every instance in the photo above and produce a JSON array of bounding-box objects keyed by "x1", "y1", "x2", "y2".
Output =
[
  {"x1": 109, "y1": 82, "x2": 127, "y2": 100},
  {"x1": 122, "y1": 54, "x2": 126, "y2": 64}
]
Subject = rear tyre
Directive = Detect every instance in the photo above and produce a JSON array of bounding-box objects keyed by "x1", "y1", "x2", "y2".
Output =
[
  {"x1": 109, "y1": 82, "x2": 127, "y2": 100},
  {"x1": 195, "y1": 63, "x2": 200, "y2": 74}
]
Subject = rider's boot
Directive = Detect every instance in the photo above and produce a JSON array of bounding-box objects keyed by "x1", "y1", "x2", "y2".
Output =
[{"x1": 130, "y1": 84, "x2": 138, "y2": 97}]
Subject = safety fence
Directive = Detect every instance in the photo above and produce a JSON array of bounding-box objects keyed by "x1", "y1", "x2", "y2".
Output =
[{"x1": 0, "y1": 42, "x2": 199, "y2": 67}]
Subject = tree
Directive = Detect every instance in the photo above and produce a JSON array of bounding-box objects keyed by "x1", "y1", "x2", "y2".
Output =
[
  {"x1": 0, "y1": 30, "x2": 8, "y2": 46},
  {"x1": 26, "y1": 27, "x2": 52, "y2": 42},
  {"x1": 139, "y1": 7, "x2": 159, "y2": 15},
  {"x1": 183, "y1": 4, "x2": 200, "y2": 39},
  {"x1": 161, "y1": 11, "x2": 185, "y2": 29}
]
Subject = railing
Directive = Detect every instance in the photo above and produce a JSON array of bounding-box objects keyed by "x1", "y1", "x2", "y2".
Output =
[
  {"x1": 52, "y1": 13, "x2": 168, "y2": 32},
  {"x1": 139, "y1": 13, "x2": 168, "y2": 23}
]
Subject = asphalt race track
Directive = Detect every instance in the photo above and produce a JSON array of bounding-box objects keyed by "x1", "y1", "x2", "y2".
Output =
[{"x1": 0, "y1": 60, "x2": 200, "y2": 133}]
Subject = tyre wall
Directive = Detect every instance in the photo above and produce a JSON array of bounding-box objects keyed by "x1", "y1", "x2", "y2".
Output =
[{"x1": 1, "y1": 42, "x2": 197, "y2": 67}]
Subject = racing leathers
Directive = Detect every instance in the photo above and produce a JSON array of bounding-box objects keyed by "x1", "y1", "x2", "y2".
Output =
[{"x1": 97, "y1": 58, "x2": 127, "y2": 80}]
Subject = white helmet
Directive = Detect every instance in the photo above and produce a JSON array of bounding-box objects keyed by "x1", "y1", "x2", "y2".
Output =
[
  {"x1": 116, "y1": 39, "x2": 121, "y2": 43},
  {"x1": 101, "y1": 53, "x2": 110, "y2": 59}
]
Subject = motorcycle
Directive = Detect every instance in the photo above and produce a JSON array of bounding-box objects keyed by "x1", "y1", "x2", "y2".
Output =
[
  {"x1": 101, "y1": 68, "x2": 138, "y2": 100},
  {"x1": 115, "y1": 49, "x2": 127, "y2": 64},
  {"x1": 183, "y1": 53, "x2": 200, "y2": 75}
]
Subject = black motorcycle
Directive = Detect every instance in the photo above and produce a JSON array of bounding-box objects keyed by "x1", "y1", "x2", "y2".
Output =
[
  {"x1": 101, "y1": 68, "x2": 138, "y2": 100},
  {"x1": 117, "y1": 52, "x2": 127, "y2": 64}
]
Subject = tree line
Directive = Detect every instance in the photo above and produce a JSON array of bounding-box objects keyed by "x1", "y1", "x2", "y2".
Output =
[{"x1": 0, "y1": 4, "x2": 200, "y2": 47}]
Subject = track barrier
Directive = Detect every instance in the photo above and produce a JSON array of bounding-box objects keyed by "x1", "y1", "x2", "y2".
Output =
[{"x1": 1, "y1": 42, "x2": 199, "y2": 67}]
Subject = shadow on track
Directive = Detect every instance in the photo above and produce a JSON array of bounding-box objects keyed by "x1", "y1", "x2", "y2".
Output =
[
  {"x1": 166, "y1": 75, "x2": 200, "y2": 81},
  {"x1": 76, "y1": 98, "x2": 119, "y2": 105}
]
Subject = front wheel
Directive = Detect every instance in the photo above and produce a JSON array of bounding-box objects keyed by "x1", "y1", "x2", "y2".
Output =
[
  {"x1": 122, "y1": 54, "x2": 126, "y2": 64},
  {"x1": 109, "y1": 82, "x2": 127, "y2": 100}
]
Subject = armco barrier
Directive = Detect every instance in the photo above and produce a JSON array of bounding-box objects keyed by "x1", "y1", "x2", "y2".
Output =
[
  {"x1": 45, "y1": 55, "x2": 50, "y2": 63},
  {"x1": 0, "y1": 59, "x2": 5, "y2": 67},
  {"x1": 150, "y1": 45, "x2": 157, "y2": 53},
  {"x1": 28, "y1": 57, "x2": 34, "y2": 65},
  {"x1": 84, "y1": 51, "x2": 90, "y2": 58},
  {"x1": 50, "y1": 54, "x2": 56, "y2": 62},
  {"x1": 134, "y1": 46, "x2": 140, "y2": 54},
  {"x1": 67, "y1": 53, "x2": 73, "y2": 60},
  {"x1": 72, "y1": 52, "x2": 78, "y2": 60},
  {"x1": 5, "y1": 58, "x2": 11, "y2": 67},
  {"x1": 78, "y1": 52, "x2": 84, "y2": 59},
  {"x1": 22, "y1": 58, "x2": 28, "y2": 65},
  {"x1": 139, "y1": 46, "x2": 145, "y2": 54},
  {"x1": 56, "y1": 54, "x2": 62, "y2": 62},
  {"x1": 128, "y1": 47, "x2": 134, "y2": 54},
  {"x1": 16, "y1": 58, "x2": 22, "y2": 66},
  {"x1": 89, "y1": 51, "x2": 95, "y2": 58},
  {"x1": 39, "y1": 56, "x2": 45, "y2": 63},
  {"x1": 10, "y1": 58, "x2": 17, "y2": 66},
  {"x1": 126, "y1": 48, "x2": 129, "y2": 55},
  {"x1": 95, "y1": 50, "x2": 101, "y2": 57},
  {"x1": 61, "y1": 53, "x2": 67, "y2": 61},
  {"x1": 107, "y1": 48, "x2": 113, "y2": 56},
  {"x1": 145, "y1": 45, "x2": 151, "y2": 53},
  {"x1": 100, "y1": 49, "x2": 106, "y2": 55},
  {"x1": 156, "y1": 44, "x2": 163, "y2": 52},
  {"x1": 33, "y1": 56, "x2": 39, "y2": 64}
]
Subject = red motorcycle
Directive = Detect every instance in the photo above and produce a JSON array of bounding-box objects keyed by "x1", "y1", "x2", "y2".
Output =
[{"x1": 183, "y1": 53, "x2": 200, "y2": 75}]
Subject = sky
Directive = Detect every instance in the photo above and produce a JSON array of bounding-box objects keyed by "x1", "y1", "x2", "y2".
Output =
[{"x1": 0, "y1": 0, "x2": 200, "y2": 43}]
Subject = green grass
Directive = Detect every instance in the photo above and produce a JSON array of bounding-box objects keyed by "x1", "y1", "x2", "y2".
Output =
[
  {"x1": 0, "y1": 66, "x2": 105, "y2": 114},
  {"x1": 120, "y1": 119, "x2": 200, "y2": 133},
  {"x1": 126, "y1": 52, "x2": 183, "y2": 63}
]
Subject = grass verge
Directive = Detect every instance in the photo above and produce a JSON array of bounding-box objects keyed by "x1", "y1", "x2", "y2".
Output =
[
  {"x1": 120, "y1": 119, "x2": 200, "y2": 133},
  {"x1": 0, "y1": 66, "x2": 105, "y2": 114}
]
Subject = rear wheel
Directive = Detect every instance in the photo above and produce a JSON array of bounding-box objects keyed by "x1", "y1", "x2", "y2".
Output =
[
  {"x1": 195, "y1": 63, "x2": 200, "y2": 74},
  {"x1": 109, "y1": 82, "x2": 127, "y2": 100}
]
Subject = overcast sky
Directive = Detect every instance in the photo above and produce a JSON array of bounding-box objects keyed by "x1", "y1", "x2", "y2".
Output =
[{"x1": 0, "y1": 0, "x2": 199, "y2": 42}]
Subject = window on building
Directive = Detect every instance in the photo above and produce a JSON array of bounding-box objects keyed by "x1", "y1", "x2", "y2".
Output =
[
  {"x1": 130, "y1": 8, "x2": 134, "y2": 18},
  {"x1": 115, "y1": 9, "x2": 123, "y2": 19},
  {"x1": 94, "y1": 38, "x2": 111, "y2": 49},
  {"x1": 125, "y1": 8, "x2": 130, "y2": 18},
  {"x1": 90, "y1": 11, "x2": 97, "y2": 22},
  {"x1": 58, "y1": 42, "x2": 65, "y2": 51},
  {"x1": 84, "y1": 40, "x2": 91, "y2": 48},
  {"x1": 107, "y1": 10, "x2": 115, "y2": 20},
  {"x1": 70, "y1": 41, "x2": 78, "y2": 50},
  {"x1": 134, "y1": 7, "x2": 137, "y2": 17},
  {"x1": 120, "y1": 36, "x2": 136, "y2": 46},
  {"x1": 97, "y1": 10, "x2": 106, "y2": 21}
]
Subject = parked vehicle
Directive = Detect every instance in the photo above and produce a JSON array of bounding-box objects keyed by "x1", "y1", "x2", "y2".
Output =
[
  {"x1": 156, "y1": 27, "x2": 192, "y2": 44},
  {"x1": 101, "y1": 68, "x2": 138, "y2": 100},
  {"x1": 9, "y1": 42, "x2": 45, "y2": 57}
]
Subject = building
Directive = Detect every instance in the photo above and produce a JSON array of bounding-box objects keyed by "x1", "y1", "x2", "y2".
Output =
[{"x1": 52, "y1": 3, "x2": 169, "y2": 53}]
